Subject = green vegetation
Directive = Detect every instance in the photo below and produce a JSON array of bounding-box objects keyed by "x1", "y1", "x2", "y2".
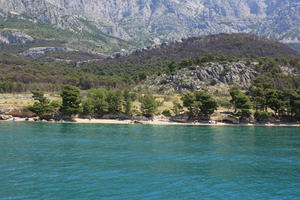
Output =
[
  {"x1": 60, "y1": 85, "x2": 82, "y2": 118},
  {"x1": 248, "y1": 86, "x2": 300, "y2": 121},
  {"x1": 1, "y1": 27, "x2": 299, "y2": 123},
  {"x1": 80, "y1": 89, "x2": 137, "y2": 118},
  {"x1": 182, "y1": 91, "x2": 218, "y2": 120},
  {"x1": 0, "y1": 53, "x2": 130, "y2": 92},
  {"x1": 229, "y1": 84, "x2": 300, "y2": 122},
  {"x1": 172, "y1": 100, "x2": 183, "y2": 115},
  {"x1": 230, "y1": 89, "x2": 252, "y2": 120},
  {"x1": 80, "y1": 55, "x2": 300, "y2": 94},
  {"x1": 25, "y1": 84, "x2": 300, "y2": 122},
  {"x1": 0, "y1": 47, "x2": 299, "y2": 93},
  {"x1": 254, "y1": 111, "x2": 272, "y2": 122},
  {"x1": 27, "y1": 89, "x2": 60, "y2": 120},
  {"x1": 140, "y1": 94, "x2": 159, "y2": 117},
  {"x1": 80, "y1": 32, "x2": 300, "y2": 79},
  {"x1": 2, "y1": 47, "x2": 300, "y2": 123},
  {"x1": 123, "y1": 90, "x2": 137, "y2": 116}
]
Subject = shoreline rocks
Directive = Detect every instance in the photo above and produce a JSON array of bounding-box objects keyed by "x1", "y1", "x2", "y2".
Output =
[{"x1": 0, "y1": 115, "x2": 13, "y2": 120}]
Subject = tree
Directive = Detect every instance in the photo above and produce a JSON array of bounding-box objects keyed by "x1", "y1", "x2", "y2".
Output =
[
  {"x1": 172, "y1": 100, "x2": 183, "y2": 115},
  {"x1": 292, "y1": 90, "x2": 300, "y2": 121},
  {"x1": 248, "y1": 87, "x2": 266, "y2": 111},
  {"x1": 193, "y1": 91, "x2": 218, "y2": 119},
  {"x1": 107, "y1": 90, "x2": 123, "y2": 115},
  {"x1": 140, "y1": 94, "x2": 158, "y2": 117},
  {"x1": 181, "y1": 91, "x2": 218, "y2": 119},
  {"x1": 28, "y1": 89, "x2": 60, "y2": 119},
  {"x1": 284, "y1": 89, "x2": 300, "y2": 121},
  {"x1": 254, "y1": 111, "x2": 272, "y2": 122},
  {"x1": 265, "y1": 89, "x2": 284, "y2": 117},
  {"x1": 81, "y1": 98, "x2": 94, "y2": 117},
  {"x1": 88, "y1": 88, "x2": 108, "y2": 118},
  {"x1": 60, "y1": 85, "x2": 81, "y2": 118},
  {"x1": 181, "y1": 91, "x2": 195, "y2": 112},
  {"x1": 230, "y1": 89, "x2": 252, "y2": 119},
  {"x1": 123, "y1": 90, "x2": 136, "y2": 116}
]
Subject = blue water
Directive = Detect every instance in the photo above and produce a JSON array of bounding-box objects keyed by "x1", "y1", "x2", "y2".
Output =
[{"x1": 0, "y1": 122, "x2": 299, "y2": 200}]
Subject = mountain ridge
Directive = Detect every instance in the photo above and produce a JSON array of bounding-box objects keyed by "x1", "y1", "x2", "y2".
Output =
[
  {"x1": 79, "y1": 33, "x2": 300, "y2": 78},
  {"x1": 0, "y1": 0, "x2": 299, "y2": 50}
]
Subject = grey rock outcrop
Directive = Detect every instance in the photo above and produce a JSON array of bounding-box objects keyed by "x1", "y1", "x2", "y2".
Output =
[
  {"x1": 20, "y1": 47, "x2": 75, "y2": 58},
  {"x1": 142, "y1": 62, "x2": 258, "y2": 93},
  {"x1": 0, "y1": 31, "x2": 34, "y2": 44}
]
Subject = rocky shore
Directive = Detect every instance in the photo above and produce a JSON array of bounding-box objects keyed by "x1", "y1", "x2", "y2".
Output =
[{"x1": 1, "y1": 115, "x2": 299, "y2": 127}]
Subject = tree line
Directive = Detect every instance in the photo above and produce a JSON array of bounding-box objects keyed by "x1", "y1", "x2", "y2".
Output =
[
  {"x1": 27, "y1": 85, "x2": 161, "y2": 120},
  {"x1": 27, "y1": 84, "x2": 300, "y2": 122}
]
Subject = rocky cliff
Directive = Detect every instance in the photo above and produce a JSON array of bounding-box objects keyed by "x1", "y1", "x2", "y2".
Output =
[
  {"x1": 0, "y1": 0, "x2": 299, "y2": 49},
  {"x1": 140, "y1": 61, "x2": 297, "y2": 94}
]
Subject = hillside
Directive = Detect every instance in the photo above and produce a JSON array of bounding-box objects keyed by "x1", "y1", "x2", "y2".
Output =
[
  {"x1": 0, "y1": 12, "x2": 134, "y2": 55},
  {"x1": 0, "y1": 53, "x2": 126, "y2": 93},
  {"x1": 0, "y1": 33, "x2": 299, "y2": 93},
  {"x1": 80, "y1": 33, "x2": 300, "y2": 77},
  {"x1": 140, "y1": 59, "x2": 300, "y2": 94}
]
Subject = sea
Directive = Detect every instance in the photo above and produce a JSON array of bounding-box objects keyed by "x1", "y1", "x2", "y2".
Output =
[{"x1": 0, "y1": 122, "x2": 299, "y2": 200}]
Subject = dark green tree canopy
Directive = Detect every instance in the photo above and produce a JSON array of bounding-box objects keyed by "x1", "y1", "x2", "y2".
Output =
[
  {"x1": 230, "y1": 89, "x2": 252, "y2": 119},
  {"x1": 28, "y1": 89, "x2": 60, "y2": 119},
  {"x1": 60, "y1": 85, "x2": 82, "y2": 117},
  {"x1": 140, "y1": 94, "x2": 159, "y2": 117},
  {"x1": 182, "y1": 91, "x2": 218, "y2": 119}
]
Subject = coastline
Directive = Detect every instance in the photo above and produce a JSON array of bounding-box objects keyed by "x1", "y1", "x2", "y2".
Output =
[{"x1": 2, "y1": 117, "x2": 300, "y2": 127}]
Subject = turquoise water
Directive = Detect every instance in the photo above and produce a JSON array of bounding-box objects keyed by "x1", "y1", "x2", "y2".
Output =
[{"x1": 0, "y1": 122, "x2": 300, "y2": 200}]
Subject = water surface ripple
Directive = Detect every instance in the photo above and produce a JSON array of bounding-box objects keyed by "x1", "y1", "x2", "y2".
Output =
[{"x1": 0, "y1": 122, "x2": 299, "y2": 199}]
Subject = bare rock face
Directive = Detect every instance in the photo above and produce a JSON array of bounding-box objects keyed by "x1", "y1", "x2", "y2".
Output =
[
  {"x1": 20, "y1": 47, "x2": 75, "y2": 58},
  {"x1": 193, "y1": 63, "x2": 258, "y2": 86},
  {"x1": 142, "y1": 61, "x2": 259, "y2": 94},
  {"x1": 0, "y1": 31, "x2": 34, "y2": 44},
  {"x1": 0, "y1": 0, "x2": 299, "y2": 46}
]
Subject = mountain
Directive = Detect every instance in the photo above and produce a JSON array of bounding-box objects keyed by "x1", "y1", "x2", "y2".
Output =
[
  {"x1": 0, "y1": 10, "x2": 134, "y2": 55},
  {"x1": 0, "y1": 0, "x2": 299, "y2": 51}
]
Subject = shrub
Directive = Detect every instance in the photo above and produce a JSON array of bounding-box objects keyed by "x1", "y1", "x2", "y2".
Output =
[{"x1": 162, "y1": 109, "x2": 172, "y2": 117}]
